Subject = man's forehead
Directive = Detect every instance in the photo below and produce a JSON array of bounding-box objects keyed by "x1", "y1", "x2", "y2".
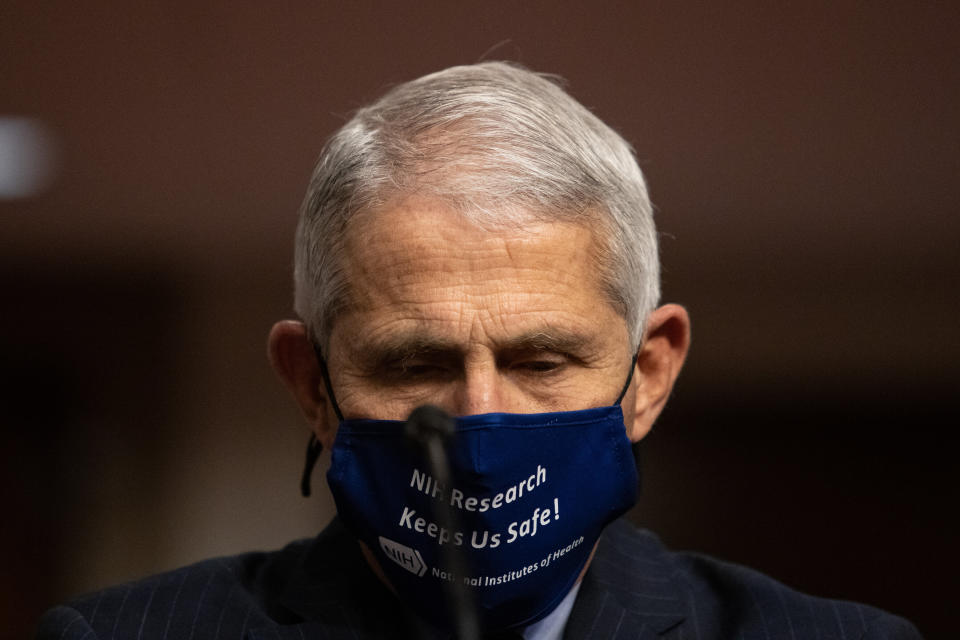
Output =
[
  {"x1": 343, "y1": 196, "x2": 603, "y2": 293},
  {"x1": 323, "y1": 196, "x2": 629, "y2": 356}
]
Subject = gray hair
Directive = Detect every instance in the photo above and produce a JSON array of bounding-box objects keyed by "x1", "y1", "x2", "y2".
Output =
[{"x1": 294, "y1": 61, "x2": 660, "y2": 352}]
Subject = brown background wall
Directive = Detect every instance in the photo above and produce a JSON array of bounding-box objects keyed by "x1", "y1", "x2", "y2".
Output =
[{"x1": 2, "y1": 2, "x2": 957, "y2": 637}]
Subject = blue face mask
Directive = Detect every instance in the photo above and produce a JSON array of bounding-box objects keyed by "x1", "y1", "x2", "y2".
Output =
[
  {"x1": 305, "y1": 354, "x2": 640, "y2": 633},
  {"x1": 328, "y1": 404, "x2": 638, "y2": 632}
]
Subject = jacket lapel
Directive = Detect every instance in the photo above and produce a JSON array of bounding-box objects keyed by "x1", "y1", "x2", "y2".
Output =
[
  {"x1": 255, "y1": 518, "x2": 415, "y2": 640},
  {"x1": 564, "y1": 520, "x2": 686, "y2": 639}
]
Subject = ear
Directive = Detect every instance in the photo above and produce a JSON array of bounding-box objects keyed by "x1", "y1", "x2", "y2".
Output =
[
  {"x1": 626, "y1": 304, "x2": 691, "y2": 443},
  {"x1": 267, "y1": 320, "x2": 338, "y2": 450}
]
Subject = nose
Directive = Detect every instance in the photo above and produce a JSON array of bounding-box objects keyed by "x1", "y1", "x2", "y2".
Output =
[{"x1": 452, "y1": 360, "x2": 506, "y2": 416}]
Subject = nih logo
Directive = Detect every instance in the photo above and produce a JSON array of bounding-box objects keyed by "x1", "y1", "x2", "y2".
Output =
[{"x1": 379, "y1": 536, "x2": 427, "y2": 577}]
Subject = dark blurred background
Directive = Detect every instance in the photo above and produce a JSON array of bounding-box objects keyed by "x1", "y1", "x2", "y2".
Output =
[{"x1": 1, "y1": 2, "x2": 956, "y2": 638}]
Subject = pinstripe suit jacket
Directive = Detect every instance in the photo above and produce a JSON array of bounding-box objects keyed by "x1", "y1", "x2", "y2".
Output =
[{"x1": 37, "y1": 518, "x2": 921, "y2": 639}]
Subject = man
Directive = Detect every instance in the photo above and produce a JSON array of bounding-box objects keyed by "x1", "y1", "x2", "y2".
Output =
[{"x1": 39, "y1": 62, "x2": 920, "y2": 639}]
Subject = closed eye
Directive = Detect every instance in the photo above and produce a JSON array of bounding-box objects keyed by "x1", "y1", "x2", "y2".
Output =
[
  {"x1": 508, "y1": 355, "x2": 569, "y2": 376},
  {"x1": 399, "y1": 362, "x2": 450, "y2": 378},
  {"x1": 359, "y1": 337, "x2": 463, "y2": 385},
  {"x1": 376, "y1": 354, "x2": 460, "y2": 384}
]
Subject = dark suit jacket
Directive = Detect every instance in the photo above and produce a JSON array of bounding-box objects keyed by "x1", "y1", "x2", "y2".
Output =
[{"x1": 37, "y1": 518, "x2": 921, "y2": 639}]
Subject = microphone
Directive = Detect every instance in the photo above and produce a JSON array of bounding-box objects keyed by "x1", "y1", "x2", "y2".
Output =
[{"x1": 404, "y1": 406, "x2": 481, "y2": 640}]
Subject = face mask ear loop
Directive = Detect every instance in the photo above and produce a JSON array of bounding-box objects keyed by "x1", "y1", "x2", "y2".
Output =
[
  {"x1": 301, "y1": 435, "x2": 323, "y2": 497},
  {"x1": 614, "y1": 349, "x2": 642, "y2": 406},
  {"x1": 313, "y1": 344, "x2": 345, "y2": 422},
  {"x1": 300, "y1": 345, "x2": 346, "y2": 497}
]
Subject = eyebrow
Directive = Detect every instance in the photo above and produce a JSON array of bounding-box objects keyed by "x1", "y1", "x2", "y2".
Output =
[
  {"x1": 497, "y1": 330, "x2": 594, "y2": 355},
  {"x1": 349, "y1": 326, "x2": 598, "y2": 370},
  {"x1": 349, "y1": 330, "x2": 463, "y2": 371}
]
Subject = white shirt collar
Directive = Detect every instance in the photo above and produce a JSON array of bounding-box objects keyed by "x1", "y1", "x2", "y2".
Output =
[{"x1": 522, "y1": 582, "x2": 582, "y2": 640}]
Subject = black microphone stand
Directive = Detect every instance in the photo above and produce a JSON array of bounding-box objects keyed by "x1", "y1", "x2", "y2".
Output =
[{"x1": 405, "y1": 405, "x2": 481, "y2": 640}]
